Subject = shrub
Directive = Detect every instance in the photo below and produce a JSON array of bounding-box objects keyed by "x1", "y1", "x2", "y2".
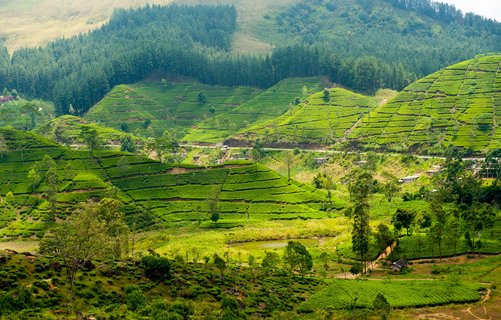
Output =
[
  {"x1": 141, "y1": 256, "x2": 171, "y2": 280},
  {"x1": 125, "y1": 286, "x2": 146, "y2": 311}
]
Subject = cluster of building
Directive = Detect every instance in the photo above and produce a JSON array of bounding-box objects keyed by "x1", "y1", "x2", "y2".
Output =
[{"x1": 0, "y1": 95, "x2": 14, "y2": 104}]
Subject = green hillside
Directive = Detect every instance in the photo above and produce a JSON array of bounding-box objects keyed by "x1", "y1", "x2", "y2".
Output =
[
  {"x1": 0, "y1": 99, "x2": 55, "y2": 131},
  {"x1": 182, "y1": 77, "x2": 326, "y2": 143},
  {"x1": 232, "y1": 87, "x2": 378, "y2": 145},
  {"x1": 251, "y1": 0, "x2": 501, "y2": 78},
  {"x1": 0, "y1": 128, "x2": 333, "y2": 238},
  {"x1": 35, "y1": 115, "x2": 143, "y2": 147},
  {"x1": 85, "y1": 81, "x2": 262, "y2": 137},
  {"x1": 352, "y1": 54, "x2": 501, "y2": 152}
]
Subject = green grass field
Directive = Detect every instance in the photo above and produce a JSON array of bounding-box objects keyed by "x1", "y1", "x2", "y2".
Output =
[
  {"x1": 0, "y1": 128, "x2": 337, "y2": 238},
  {"x1": 0, "y1": 99, "x2": 55, "y2": 131}
]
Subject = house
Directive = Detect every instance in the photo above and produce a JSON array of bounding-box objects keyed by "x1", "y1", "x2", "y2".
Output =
[
  {"x1": 315, "y1": 157, "x2": 330, "y2": 165},
  {"x1": 0, "y1": 95, "x2": 14, "y2": 104},
  {"x1": 398, "y1": 174, "x2": 420, "y2": 184},
  {"x1": 391, "y1": 259, "x2": 408, "y2": 272},
  {"x1": 426, "y1": 165, "x2": 442, "y2": 177}
]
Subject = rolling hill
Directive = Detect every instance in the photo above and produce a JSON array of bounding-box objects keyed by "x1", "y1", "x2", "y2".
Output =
[
  {"x1": 0, "y1": 99, "x2": 55, "y2": 131},
  {"x1": 230, "y1": 86, "x2": 379, "y2": 146},
  {"x1": 351, "y1": 54, "x2": 501, "y2": 152},
  {"x1": 0, "y1": 128, "x2": 335, "y2": 238},
  {"x1": 85, "y1": 81, "x2": 263, "y2": 137},
  {"x1": 35, "y1": 115, "x2": 143, "y2": 148},
  {"x1": 227, "y1": 55, "x2": 500, "y2": 153},
  {"x1": 182, "y1": 77, "x2": 326, "y2": 143}
]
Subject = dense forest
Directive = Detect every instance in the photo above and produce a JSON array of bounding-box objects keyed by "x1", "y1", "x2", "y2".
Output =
[
  {"x1": 0, "y1": 4, "x2": 414, "y2": 116},
  {"x1": 260, "y1": 0, "x2": 501, "y2": 77},
  {"x1": 0, "y1": 1, "x2": 500, "y2": 117}
]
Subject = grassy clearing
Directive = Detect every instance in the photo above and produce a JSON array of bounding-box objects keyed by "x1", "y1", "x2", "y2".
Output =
[
  {"x1": 0, "y1": 0, "x2": 297, "y2": 52},
  {"x1": 299, "y1": 279, "x2": 485, "y2": 312}
]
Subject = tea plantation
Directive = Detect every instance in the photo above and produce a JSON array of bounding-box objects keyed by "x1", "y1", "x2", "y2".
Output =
[
  {"x1": 0, "y1": 128, "x2": 334, "y2": 238},
  {"x1": 182, "y1": 77, "x2": 325, "y2": 143},
  {"x1": 234, "y1": 87, "x2": 378, "y2": 145},
  {"x1": 299, "y1": 280, "x2": 485, "y2": 311},
  {"x1": 35, "y1": 115, "x2": 143, "y2": 147},
  {"x1": 351, "y1": 54, "x2": 501, "y2": 151},
  {"x1": 84, "y1": 81, "x2": 263, "y2": 137}
]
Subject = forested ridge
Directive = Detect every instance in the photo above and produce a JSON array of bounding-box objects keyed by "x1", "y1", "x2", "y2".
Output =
[
  {"x1": 0, "y1": 4, "x2": 415, "y2": 116},
  {"x1": 0, "y1": 1, "x2": 500, "y2": 119},
  {"x1": 259, "y1": 0, "x2": 501, "y2": 77}
]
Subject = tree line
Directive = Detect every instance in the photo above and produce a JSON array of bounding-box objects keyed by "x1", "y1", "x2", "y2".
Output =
[
  {"x1": 0, "y1": 4, "x2": 416, "y2": 118},
  {"x1": 270, "y1": 0, "x2": 501, "y2": 78}
]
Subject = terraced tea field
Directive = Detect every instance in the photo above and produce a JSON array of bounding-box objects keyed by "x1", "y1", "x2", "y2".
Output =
[
  {"x1": 0, "y1": 128, "x2": 334, "y2": 238},
  {"x1": 85, "y1": 81, "x2": 263, "y2": 137},
  {"x1": 182, "y1": 77, "x2": 325, "y2": 143},
  {"x1": 351, "y1": 54, "x2": 501, "y2": 151},
  {"x1": 235, "y1": 87, "x2": 378, "y2": 145},
  {"x1": 0, "y1": 99, "x2": 55, "y2": 130},
  {"x1": 36, "y1": 115, "x2": 143, "y2": 147},
  {"x1": 299, "y1": 280, "x2": 485, "y2": 311}
]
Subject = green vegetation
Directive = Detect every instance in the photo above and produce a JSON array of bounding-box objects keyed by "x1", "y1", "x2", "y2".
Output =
[
  {"x1": 0, "y1": 99, "x2": 55, "y2": 130},
  {"x1": 85, "y1": 81, "x2": 262, "y2": 137},
  {"x1": 236, "y1": 87, "x2": 378, "y2": 145},
  {"x1": 353, "y1": 54, "x2": 501, "y2": 152},
  {"x1": 36, "y1": 115, "x2": 143, "y2": 147},
  {"x1": 299, "y1": 279, "x2": 485, "y2": 311},
  {"x1": 183, "y1": 77, "x2": 325, "y2": 143},
  {"x1": 232, "y1": 55, "x2": 500, "y2": 153},
  {"x1": 252, "y1": 0, "x2": 501, "y2": 78},
  {"x1": 0, "y1": 128, "x2": 335, "y2": 238}
]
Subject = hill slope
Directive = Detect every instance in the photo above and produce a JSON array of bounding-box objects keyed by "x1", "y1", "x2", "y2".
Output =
[
  {"x1": 182, "y1": 77, "x2": 326, "y2": 143},
  {"x1": 0, "y1": 128, "x2": 333, "y2": 238},
  {"x1": 231, "y1": 87, "x2": 378, "y2": 146},
  {"x1": 85, "y1": 81, "x2": 262, "y2": 137},
  {"x1": 35, "y1": 115, "x2": 143, "y2": 147},
  {"x1": 351, "y1": 54, "x2": 501, "y2": 152},
  {"x1": 252, "y1": 0, "x2": 501, "y2": 77}
]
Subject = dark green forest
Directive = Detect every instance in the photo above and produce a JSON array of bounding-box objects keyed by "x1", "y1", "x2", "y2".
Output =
[
  {"x1": 261, "y1": 0, "x2": 501, "y2": 77},
  {"x1": 0, "y1": 0, "x2": 500, "y2": 117}
]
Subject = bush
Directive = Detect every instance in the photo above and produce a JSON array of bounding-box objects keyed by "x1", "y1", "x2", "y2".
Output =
[
  {"x1": 141, "y1": 256, "x2": 171, "y2": 280},
  {"x1": 125, "y1": 286, "x2": 146, "y2": 311}
]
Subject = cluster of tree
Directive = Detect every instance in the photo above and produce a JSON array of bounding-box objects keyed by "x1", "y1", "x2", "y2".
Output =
[
  {"x1": 270, "y1": 0, "x2": 500, "y2": 78},
  {"x1": 40, "y1": 199, "x2": 131, "y2": 298},
  {"x1": 384, "y1": 0, "x2": 501, "y2": 32},
  {"x1": 0, "y1": 4, "x2": 418, "y2": 117}
]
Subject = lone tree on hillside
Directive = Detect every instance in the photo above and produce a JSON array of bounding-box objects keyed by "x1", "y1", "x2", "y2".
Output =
[
  {"x1": 347, "y1": 169, "x2": 374, "y2": 274},
  {"x1": 120, "y1": 134, "x2": 136, "y2": 153},
  {"x1": 197, "y1": 91, "x2": 207, "y2": 105},
  {"x1": 209, "y1": 105, "x2": 216, "y2": 117},
  {"x1": 40, "y1": 199, "x2": 130, "y2": 302},
  {"x1": 381, "y1": 172, "x2": 401, "y2": 202},
  {"x1": 322, "y1": 88, "x2": 331, "y2": 102},
  {"x1": 81, "y1": 126, "x2": 101, "y2": 152},
  {"x1": 392, "y1": 208, "x2": 416, "y2": 236},
  {"x1": 283, "y1": 241, "x2": 313, "y2": 276}
]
